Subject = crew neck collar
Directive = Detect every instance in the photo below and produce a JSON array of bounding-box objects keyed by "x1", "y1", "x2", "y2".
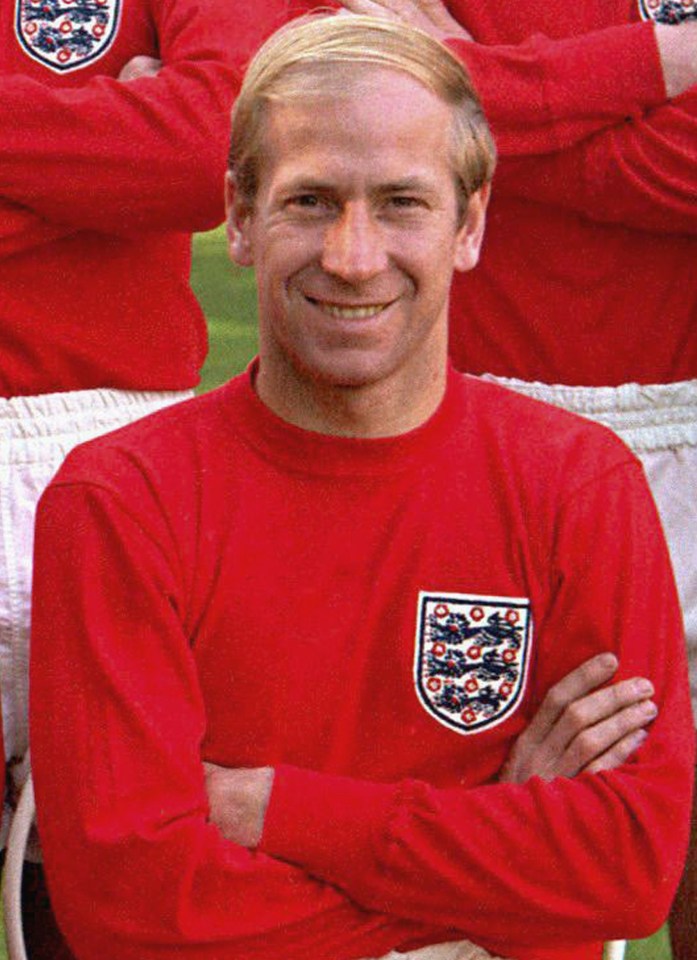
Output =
[{"x1": 224, "y1": 359, "x2": 467, "y2": 479}]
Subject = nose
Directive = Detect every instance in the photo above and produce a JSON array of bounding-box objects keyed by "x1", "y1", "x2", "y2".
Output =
[{"x1": 321, "y1": 202, "x2": 388, "y2": 283}]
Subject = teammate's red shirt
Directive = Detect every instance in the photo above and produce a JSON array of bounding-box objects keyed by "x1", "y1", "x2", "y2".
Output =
[
  {"x1": 0, "y1": 0, "x2": 293, "y2": 397},
  {"x1": 441, "y1": 1, "x2": 697, "y2": 385},
  {"x1": 31, "y1": 366, "x2": 694, "y2": 960}
]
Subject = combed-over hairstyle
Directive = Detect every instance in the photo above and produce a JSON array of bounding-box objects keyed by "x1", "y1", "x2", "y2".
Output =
[{"x1": 228, "y1": 13, "x2": 496, "y2": 211}]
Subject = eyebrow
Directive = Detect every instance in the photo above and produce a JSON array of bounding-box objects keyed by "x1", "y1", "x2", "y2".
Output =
[
  {"x1": 278, "y1": 176, "x2": 439, "y2": 197},
  {"x1": 377, "y1": 178, "x2": 437, "y2": 194},
  {"x1": 278, "y1": 178, "x2": 335, "y2": 195}
]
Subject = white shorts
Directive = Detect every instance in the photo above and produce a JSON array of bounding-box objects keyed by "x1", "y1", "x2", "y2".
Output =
[
  {"x1": 0, "y1": 386, "x2": 191, "y2": 841},
  {"x1": 369, "y1": 940, "x2": 507, "y2": 960},
  {"x1": 483, "y1": 375, "x2": 697, "y2": 722}
]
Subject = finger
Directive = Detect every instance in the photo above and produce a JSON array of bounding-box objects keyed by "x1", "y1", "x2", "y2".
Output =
[
  {"x1": 554, "y1": 676, "x2": 654, "y2": 744},
  {"x1": 563, "y1": 699, "x2": 658, "y2": 775},
  {"x1": 524, "y1": 653, "x2": 620, "y2": 743},
  {"x1": 336, "y1": 0, "x2": 472, "y2": 40},
  {"x1": 367, "y1": 0, "x2": 453, "y2": 25},
  {"x1": 336, "y1": 0, "x2": 400, "y2": 17},
  {"x1": 409, "y1": 0, "x2": 470, "y2": 33},
  {"x1": 585, "y1": 728, "x2": 650, "y2": 775},
  {"x1": 539, "y1": 677, "x2": 654, "y2": 770}
]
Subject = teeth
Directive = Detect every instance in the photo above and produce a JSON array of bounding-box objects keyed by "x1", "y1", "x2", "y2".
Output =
[{"x1": 319, "y1": 302, "x2": 389, "y2": 319}]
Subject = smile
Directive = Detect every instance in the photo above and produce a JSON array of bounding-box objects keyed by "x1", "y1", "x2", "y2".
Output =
[{"x1": 305, "y1": 297, "x2": 394, "y2": 319}]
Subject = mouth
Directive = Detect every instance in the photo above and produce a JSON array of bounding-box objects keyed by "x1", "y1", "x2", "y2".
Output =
[{"x1": 304, "y1": 296, "x2": 395, "y2": 320}]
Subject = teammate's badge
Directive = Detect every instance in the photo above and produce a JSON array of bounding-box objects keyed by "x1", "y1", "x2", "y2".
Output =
[
  {"x1": 15, "y1": 0, "x2": 122, "y2": 73},
  {"x1": 414, "y1": 592, "x2": 533, "y2": 735},
  {"x1": 638, "y1": 0, "x2": 697, "y2": 23}
]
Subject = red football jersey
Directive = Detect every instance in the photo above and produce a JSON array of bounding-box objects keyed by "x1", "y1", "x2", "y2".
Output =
[
  {"x1": 31, "y1": 367, "x2": 694, "y2": 959},
  {"x1": 443, "y1": 0, "x2": 697, "y2": 385}
]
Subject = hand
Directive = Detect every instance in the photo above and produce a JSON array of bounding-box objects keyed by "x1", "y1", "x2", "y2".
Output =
[
  {"x1": 203, "y1": 763, "x2": 274, "y2": 847},
  {"x1": 118, "y1": 55, "x2": 163, "y2": 82},
  {"x1": 336, "y1": 0, "x2": 472, "y2": 43},
  {"x1": 499, "y1": 653, "x2": 657, "y2": 784}
]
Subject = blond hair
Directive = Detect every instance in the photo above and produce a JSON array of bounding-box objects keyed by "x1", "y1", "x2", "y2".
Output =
[{"x1": 229, "y1": 13, "x2": 496, "y2": 211}]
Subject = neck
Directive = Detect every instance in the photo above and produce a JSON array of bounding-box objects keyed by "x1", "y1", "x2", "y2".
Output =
[{"x1": 254, "y1": 360, "x2": 447, "y2": 439}]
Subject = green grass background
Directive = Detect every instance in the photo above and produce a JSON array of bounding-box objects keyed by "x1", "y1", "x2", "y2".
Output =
[
  {"x1": 192, "y1": 225, "x2": 259, "y2": 393},
  {"x1": 0, "y1": 227, "x2": 669, "y2": 960}
]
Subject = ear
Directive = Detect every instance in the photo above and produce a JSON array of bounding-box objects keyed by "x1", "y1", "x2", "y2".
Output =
[
  {"x1": 452, "y1": 182, "x2": 490, "y2": 273},
  {"x1": 225, "y1": 171, "x2": 254, "y2": 267}
]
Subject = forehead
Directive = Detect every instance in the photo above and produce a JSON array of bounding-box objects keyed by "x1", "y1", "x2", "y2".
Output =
[{"x1": 257, "y1": 67, "x2": 456, "y2": 193}]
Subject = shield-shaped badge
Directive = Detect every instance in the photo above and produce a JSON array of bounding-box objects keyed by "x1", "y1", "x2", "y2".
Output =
[
  {"x1": 414, "y1": 592, "x2": 533, "y2": 735},
  {"x1": 638, "y1": 0, "x2": 696, "y2": 23},
  {"x1": 15, "y1": 0, "x2": 122, "y2": 73}
]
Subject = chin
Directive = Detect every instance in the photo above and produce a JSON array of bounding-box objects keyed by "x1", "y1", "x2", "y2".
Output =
[{"x1": 305, "y1": 357, "x2": 397, "y2": 390}]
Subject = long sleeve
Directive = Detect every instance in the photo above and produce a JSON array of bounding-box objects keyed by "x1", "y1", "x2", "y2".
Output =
[
  {"x1": 446, "y1": 20, "x2": 666, "y2": 156},
  {"x1": 493, "y1": 85, "x2": 697, "y2": 233},
  {"x1": 259, "y1": 462, "x2": 695, "y2": 954},
  {"x1": 0, "y1": 200, "x2": 73, "y2": 257},
  {"x1": 0, "y1": 0, "x2": 290, "y2": 233},
  {"x1": 445, "y1": 13, "x2": 697, "y2": 230},
  {"x1": 29, "y1": 478, "x2": 438, "y2": 960}
]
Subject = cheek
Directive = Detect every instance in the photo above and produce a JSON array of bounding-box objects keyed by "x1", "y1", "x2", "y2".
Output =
[
  {"x1": 399, "y1": 222, "x2": 458, "y2": 265},
  {"x1": 399, "y1": 241, "x2": 456, "y2": 297},
  {"x1": 261, "y1": 237, "x2": 320, "y2": 294}
]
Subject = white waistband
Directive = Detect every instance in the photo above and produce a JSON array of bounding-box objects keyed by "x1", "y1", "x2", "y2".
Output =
[
  {"x1": 481, "y1": 376, "x2": 697, "y2": 454},
  {"x1": 0, "y1": 387, "x2": 191, "y2": 463},
  {"x1": 374, "y1": 939, "x2": 504, "y2": 960}
]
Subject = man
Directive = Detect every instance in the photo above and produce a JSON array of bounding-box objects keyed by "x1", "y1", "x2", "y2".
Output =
[
  {"x1": 1, "y1": 0, "x2": 310, "y2": 952},
  {"x1": 30, "y1": 14, "x2": 693, "y2": 960},
  {"x1": 335, "y1": 3, "x2": 697, "y2": 955}
]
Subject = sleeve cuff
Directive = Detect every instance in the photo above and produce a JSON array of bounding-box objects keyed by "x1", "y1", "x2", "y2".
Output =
[
  {"x1": 541, "y1": 22, "x2": 666, "y2": 120},
  {"x1": 446, "y1": 22, "x2": 665, "y2": 156},
  {"x1": 260, "y1": 765, "x2": 398, "y2": 887}
]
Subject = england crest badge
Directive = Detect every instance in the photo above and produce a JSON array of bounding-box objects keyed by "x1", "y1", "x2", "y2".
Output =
[
  {"x1": 638, "y1": 0, "x2": 697, "y2": 23},
  {"x1": 15, "y1": 0, "x2": 122, "y2": 73},
  {"x1": 414, "y1": 592, "x2": 533, "y2": 735}
]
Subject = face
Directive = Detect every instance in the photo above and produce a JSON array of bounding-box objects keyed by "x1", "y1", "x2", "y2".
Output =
[{"x1": 227, "y1": 67, "x2": 488, "y2": 432}]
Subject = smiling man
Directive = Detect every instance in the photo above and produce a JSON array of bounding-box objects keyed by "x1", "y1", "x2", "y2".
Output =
[
  {"x1": 28, "y1": 14, "x2": 693, "y2": 960},
  {"x1": 228, "y1": 44, "x2": 488, "y2": 437}
]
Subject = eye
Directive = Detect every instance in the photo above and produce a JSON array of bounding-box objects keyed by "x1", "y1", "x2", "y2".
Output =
[
  {"x1": 282, "y1": 193, "x2": 335, "y2": 220},
  {"x1": 390, "y1": 195, "x2": 421, "y2": 208},
  {"x1": 285, "y1": 193, "x2": 330, "y2": 212},
  {"x1": 292, "y1": 194, "x2": 321, "y2": 208},
  {"x1": 384, "y1": 195, "x2": 429, "y2": 216}
]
